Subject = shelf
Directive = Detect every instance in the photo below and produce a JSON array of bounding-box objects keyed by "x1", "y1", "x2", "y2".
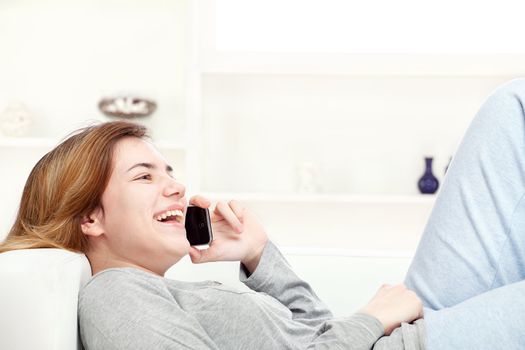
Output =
[
  {"x1": 200, "y1": 52, "x2": 525, "y2": 77},
  {"x1": 211, "y1": 195, "x2": 433, "y2": 252},
  {"x1": 201, "y1": 192, "x2": 437, "y2": 204},
  {"x1": 278, "y1": 245, "x2": 415, "y2": 259}
]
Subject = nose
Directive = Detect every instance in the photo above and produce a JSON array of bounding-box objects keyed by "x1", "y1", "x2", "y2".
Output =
[{"x1": 163, "y1": 177, "x2": 185, "y2": 198}]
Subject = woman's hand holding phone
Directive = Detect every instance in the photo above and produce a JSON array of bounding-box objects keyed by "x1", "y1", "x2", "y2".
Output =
[{"x1": 186, "y1": 195, "x2": 269, "y2": 274}]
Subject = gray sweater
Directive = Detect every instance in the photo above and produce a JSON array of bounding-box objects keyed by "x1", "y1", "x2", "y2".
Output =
[{"x1": 78, "y1": 241, "x2": 425, "y2": 349}]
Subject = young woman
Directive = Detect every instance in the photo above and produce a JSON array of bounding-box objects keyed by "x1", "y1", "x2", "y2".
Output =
[
  {"x1": 0, "y1": 120, "x2": 423, "y2": 349},
  {"x1": 2, "y1": 79, "x2": 524, "y2": 349}
]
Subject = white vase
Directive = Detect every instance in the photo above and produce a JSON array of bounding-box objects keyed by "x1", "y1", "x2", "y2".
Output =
[
  {"x1": 0, "y1": 102, "x2": 33, "y2": 137},
  {"x1": 296, "y1": 161, "x2": 320, "y2": 193}
]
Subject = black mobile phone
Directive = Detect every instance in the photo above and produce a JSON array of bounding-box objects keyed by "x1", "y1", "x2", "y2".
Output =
[{"x1": 185, "y1": 206, "x2": 213, "y2": 246}]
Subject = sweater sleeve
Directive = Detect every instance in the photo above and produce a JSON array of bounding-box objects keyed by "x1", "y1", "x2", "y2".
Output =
[
  {"x1": 307, "y1": 316, "x2": 426, "y2": 350},
  {"x1": 78, "y1": 270, "x2": 220, "y2": 350},
  {"x1": 307, "y1": 313, "x2": 385, "y2": 350},
  {"x1": 239, "y1": 241, "x2": 426, "y2": 349},
  {"x1": 373, "y1": 319, "x2": 426, "y2": 350},
  {"x1": 238, "y1": 240, "x2": 333, "y2": 328}
]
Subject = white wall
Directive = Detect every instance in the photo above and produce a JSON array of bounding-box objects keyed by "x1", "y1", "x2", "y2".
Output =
[
  {"x1": 0, "y1": 2, "x2": 523, "y2": 294},
  {"x1": 214, "y1": 0, "x2": 525, "y2": 54},
  {"x1": 201, "y1": 75, "x2": 510, "y2": 194},
  {"x1": 0, "y1": 0, "x2": 187, "y2": 141},
  {"x1": 0, "y1": 1, "x2": 521, "y2": 239},
  {"x1": 0, "y1": 0, "x2": 188, "y2": 238},
  {"x1": 1, "y1": 0, "x2": 524, "y2": 322}
]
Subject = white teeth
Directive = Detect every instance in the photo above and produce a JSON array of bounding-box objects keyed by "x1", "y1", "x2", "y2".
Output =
[{"x1": 155, "y1": 209, "x2": 184, "y2": 222}]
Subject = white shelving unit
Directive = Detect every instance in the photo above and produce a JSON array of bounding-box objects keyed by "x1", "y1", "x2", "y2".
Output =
[
  {"x1": 176, "y1": 0, "x2": 454, "y2": 256},
  {"x1": 3, "y1": 1, "x2": 510, "y2": 253},
  {"x1": 185, "y1": 1, "x2": 443, "y2": 198},
  {"x1": 201, "y1": 191, "x2": 436, "y2": 204},
  {"x1": 186, "y1": 2, "x2": 511, "y2": 203},
  {"x1": 3, "y1": 0, "x2": 523, "y2": 318},
  {"x1": 0, "y1": 0, "x2": 190, "y2": 240},
  {"x1": 201, "y1": 191, "x2": 436, "y2": 253}
]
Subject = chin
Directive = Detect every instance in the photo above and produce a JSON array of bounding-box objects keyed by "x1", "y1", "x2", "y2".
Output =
[{"x1": 165, "y1": 236, "x2": 191, "y2": 256}]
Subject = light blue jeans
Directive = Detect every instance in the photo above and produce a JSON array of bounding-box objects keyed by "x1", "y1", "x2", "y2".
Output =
[{"x1": 405, "y1": 79, "x2": 525, "y2": 349}]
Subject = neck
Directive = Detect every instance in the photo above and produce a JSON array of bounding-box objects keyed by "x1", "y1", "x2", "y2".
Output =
[{"x1": 85, "y1": 246, "x2": 163, "y2": 278}]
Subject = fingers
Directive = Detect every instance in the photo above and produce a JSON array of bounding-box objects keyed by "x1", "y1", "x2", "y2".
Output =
[
  {"x1": 373, "y1": 283, "x2": 392, "y2": 298},
  {"x1": 417, "y1": 304, "x2": 424, "y2": 319},
  {"x1": 385, "y1": 284, "x2": 424, "y2": 320},
  {"x1": 214, "y1": 201, "x2": 243, "y2": 233},
  {"x1": 228, "y1": 199, "x2": 245, "y2": 221},
  {"x1": 188, "y1": 246, "x2": 217, "y2": 264},
  {"x1": 188, "y1": 195, "x2": 211, "y2": 208}
]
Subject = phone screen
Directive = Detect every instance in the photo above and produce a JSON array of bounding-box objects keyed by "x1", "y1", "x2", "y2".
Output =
[{"x1": 185, "y1": 206, "x2": 213, "y2": 246}]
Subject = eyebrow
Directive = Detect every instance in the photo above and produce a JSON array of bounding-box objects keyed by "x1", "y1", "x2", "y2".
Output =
[{"x1": 126, "y1": 162, "x2": 173, "y2": 174}]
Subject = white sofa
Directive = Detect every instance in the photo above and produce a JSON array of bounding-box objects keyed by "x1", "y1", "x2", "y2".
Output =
[
  {"x1": 0, "y1": 249, "x2": 91, "y2": 350},
  {"x1": 0, "y1": 246, "x2": 412, "y2": 350}
]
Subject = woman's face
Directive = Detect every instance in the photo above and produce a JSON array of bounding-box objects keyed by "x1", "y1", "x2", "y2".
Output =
[{"x1": 85, "y1": 136, "x2": 189, "y2": 276}]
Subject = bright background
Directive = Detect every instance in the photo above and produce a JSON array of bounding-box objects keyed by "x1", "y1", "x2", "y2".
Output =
[{"x1": 1, "y1": 0, "x2": 524, "y2": 314}]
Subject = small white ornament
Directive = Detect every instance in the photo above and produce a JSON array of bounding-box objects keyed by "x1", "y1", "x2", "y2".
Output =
[
  {"x1": 0, "y1": 102, "x2": 33, "y2": 137},
  {"x1": 297, "y1": 161, "x2": 320, "y2": 193},
  {"x1": 98, "y1": 96, "x2": 157, "y2": 119}
]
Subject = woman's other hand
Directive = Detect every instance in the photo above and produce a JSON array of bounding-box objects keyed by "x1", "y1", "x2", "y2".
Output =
[
  {"x1": 187, "y1": 198, "x2": 269, "y2": 273},
  {"x1": 358, "y1": 283, "x2": 423, "y2": 336}
]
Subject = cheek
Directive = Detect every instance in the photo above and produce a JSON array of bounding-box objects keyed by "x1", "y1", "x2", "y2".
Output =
[
  {"x1": 104, "y1": 188, "x2": 154, "y2": 235},
  {"x1": 116, "y1": 183, "x2": 154, "y2": 212}
]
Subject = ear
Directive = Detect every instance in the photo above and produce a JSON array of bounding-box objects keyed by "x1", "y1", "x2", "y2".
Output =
[{"x1": 80, "y1": 207, "x2": 105, "y2": 238}]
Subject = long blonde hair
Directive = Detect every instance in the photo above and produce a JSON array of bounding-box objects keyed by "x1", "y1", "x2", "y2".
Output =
[{"x1": 0, "y1": 121, "x2": 149, "y2": 254}]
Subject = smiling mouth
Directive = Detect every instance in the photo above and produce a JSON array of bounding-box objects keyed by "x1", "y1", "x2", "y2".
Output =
[{"x1": 155, "y1": 209, "x2": 184, "y2": 224}]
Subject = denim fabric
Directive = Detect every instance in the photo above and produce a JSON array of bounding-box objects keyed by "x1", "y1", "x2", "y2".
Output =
[{"x1": 405, "y1": 79, "x2": 525, "y2": 349}]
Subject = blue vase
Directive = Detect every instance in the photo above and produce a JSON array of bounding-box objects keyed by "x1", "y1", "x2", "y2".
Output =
[{"x1": 418, "y1": 157, "x2": 439, "y2": 194}]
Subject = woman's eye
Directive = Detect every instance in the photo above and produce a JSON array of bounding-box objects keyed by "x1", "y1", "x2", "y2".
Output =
[{"x1": 136, "y1": 174, "x2": 152, "y2": 181}]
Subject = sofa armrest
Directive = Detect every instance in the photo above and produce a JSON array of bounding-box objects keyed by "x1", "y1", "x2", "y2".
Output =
[{"x1": 0, "y1": 248, "x2": 92, "y2": 350}]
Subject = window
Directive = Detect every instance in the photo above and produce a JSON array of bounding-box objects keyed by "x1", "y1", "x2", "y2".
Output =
[{"x1": 215, "y1": 0, "x2": 525, "y2": 54}]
